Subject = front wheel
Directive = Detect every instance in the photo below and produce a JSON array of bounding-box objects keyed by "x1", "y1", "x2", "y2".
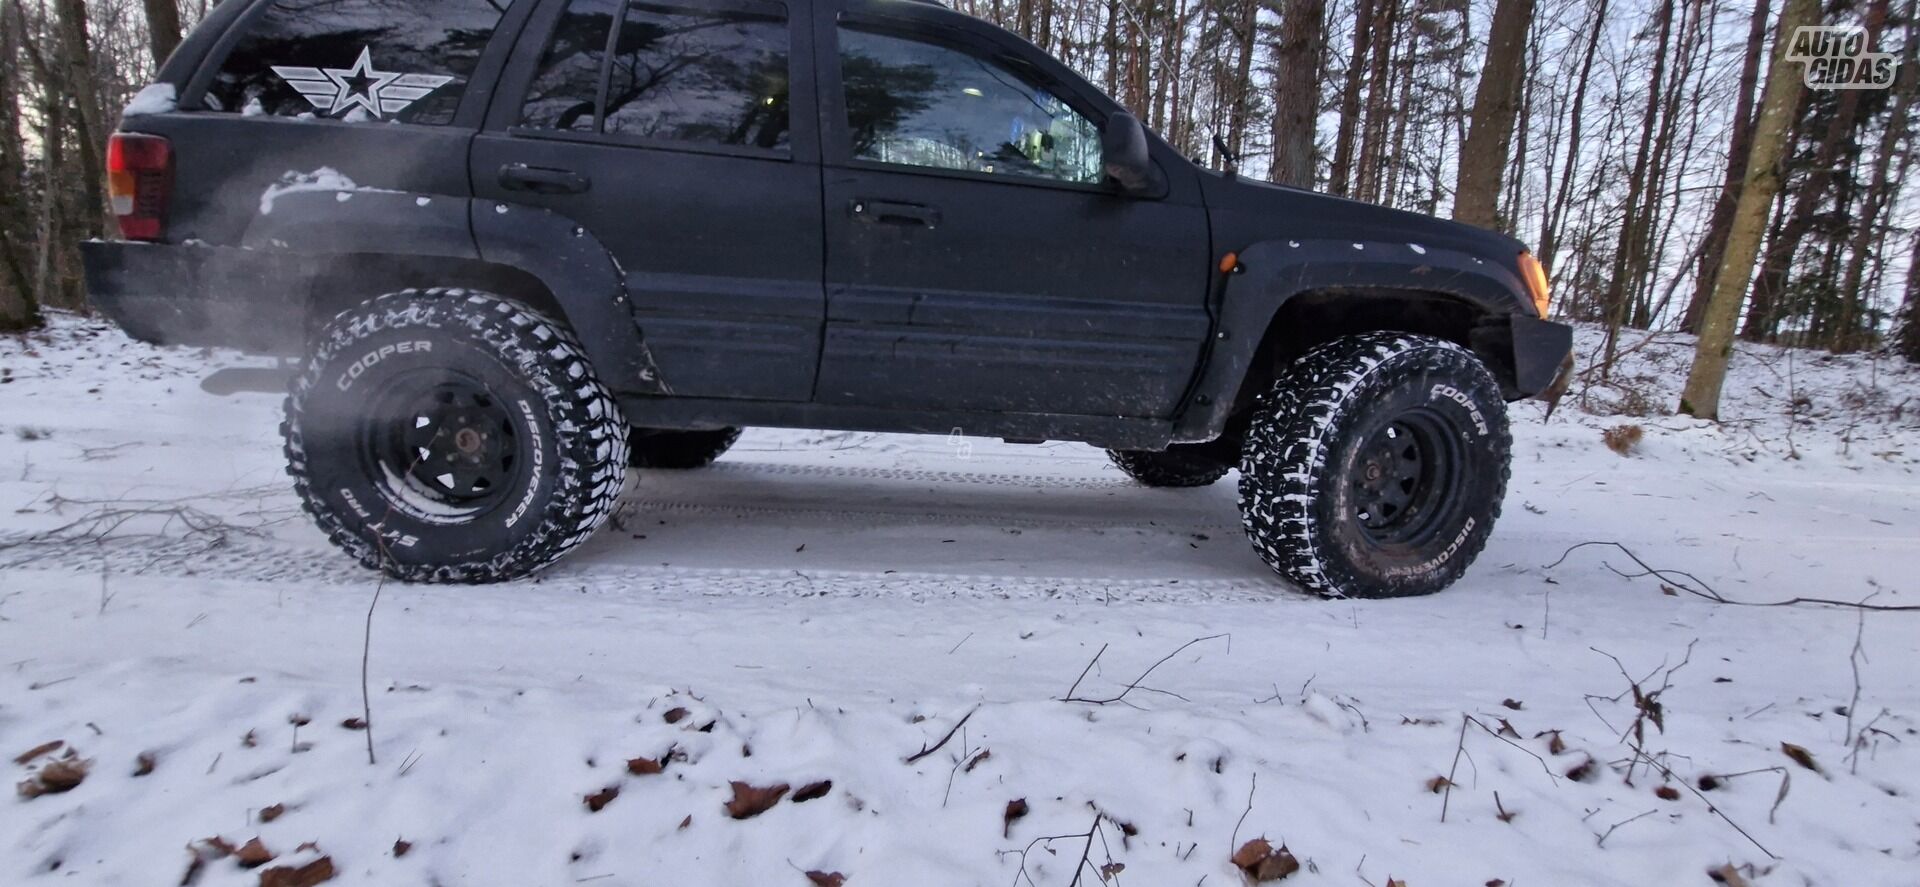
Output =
[
  {"x1": 1237, "y1": 333, "x2": 1511, "y2": 598},
  {"x1": 283, "y1": 289, "x2": 629, "y2": 583}
]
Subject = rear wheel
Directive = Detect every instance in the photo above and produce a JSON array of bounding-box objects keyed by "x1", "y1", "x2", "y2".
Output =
[
  {"x1": 1106, "y1": 438, "x2": 1238, "y2": 487},
  {"x1": 283, "y1": 289, "x2": 628, "y2": 583},
  {"x1": 1237, "y1": 333, "x2": 1510, "y2": 598},
  {"x1": 628, "y1": 427, "x2": 742, "y2": 469}
]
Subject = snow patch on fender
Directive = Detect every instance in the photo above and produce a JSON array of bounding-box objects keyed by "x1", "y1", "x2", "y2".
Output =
[
  {"x1": 259, "y1": 168, "x2": 402, "y2": 215},
  {"x1": 123, "y1": 83, "x2": 177, "y2": 117}
]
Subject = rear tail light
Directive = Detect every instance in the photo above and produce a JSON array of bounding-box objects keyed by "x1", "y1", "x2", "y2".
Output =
[{"x1": 107, "y1": 133, "x2": 172, "y2": 241}]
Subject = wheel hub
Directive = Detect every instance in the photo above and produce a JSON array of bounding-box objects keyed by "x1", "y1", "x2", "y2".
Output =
[
  {"x1": 371, "y1": 378, "x2": 519, "y2": 504},
  {"x1": 1348, "y1": 410, "x2": 1461, "y2": 546}
]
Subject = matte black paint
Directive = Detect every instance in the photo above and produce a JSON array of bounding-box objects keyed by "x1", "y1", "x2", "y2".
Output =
[{"x1": 84, "y1": 0, "x2": 1573, "y2": 452}]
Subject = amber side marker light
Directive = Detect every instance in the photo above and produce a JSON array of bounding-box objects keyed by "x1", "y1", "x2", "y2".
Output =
[
  {"x1": 1518, "y1": 251, "x2": 1551, "y2": 319},
  {"x1": 1219, "y1": 252, "x2": 1239, "y2": 274}
]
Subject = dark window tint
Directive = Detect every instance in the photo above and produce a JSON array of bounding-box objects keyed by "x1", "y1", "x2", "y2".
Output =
[
  {"x1": 207, "y1": 0, "x2": 510, "y2": 125},
  {"x1": 838, "y1": 29, "x2": 1101, "y2": 184},
  {"x1": 519, "y1": 0, "x2": 790, "y2": 152},
  {"x1": 520, "y1": 0, "x2": 619, "y2": 132}
]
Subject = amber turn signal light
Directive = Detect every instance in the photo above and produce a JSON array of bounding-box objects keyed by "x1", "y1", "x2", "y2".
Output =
[{"x1": 1518, "y1": 251, "x2": 1551, "y2": 319}]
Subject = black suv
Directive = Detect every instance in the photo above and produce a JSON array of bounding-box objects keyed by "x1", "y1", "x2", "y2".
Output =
[{"x1": 83, "y1": 0, "x2": 1572, "y2": 597}]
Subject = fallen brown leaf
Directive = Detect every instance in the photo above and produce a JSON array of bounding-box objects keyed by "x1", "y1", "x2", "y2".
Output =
[
  {"x1": 1780, "y1": 742, "x2": 1820, "y2": 772},
  {"x1": 257, "y1": 856, "x2": 334, "y2": 887},
  {"x1": 13, "y1": 740, "x2": 63, "y2": 765},
  {"x1": 1709, "y1": 863, "x2": 1753, "y2": 887},
  {"x1": 235, "y1": 838, "x2": 274, "y2": 868},
  {"x1": 584, "y1": 785, "x2": 619, "y2": 812},
  {"x1": 663, "y1": 707, "x2": 690, "y2": 724},
  {"x1": 392, "y1": 839, "x2": 411, "y2": 858},
  {"x1": 259, "y1": 804, "x2": 286, "y2": 823},
  {"x1": 1565, "y1": 758, "x2": 1596, "y2": 782},
  {"x1": 1002, "y1": 798, "x2": 1029, "y2": 838},
  {"x1": 804, "y1": 871, "x2": 846, "y2": 887},
  {"x1": 1100, "y1": 861, "x2": 1126, "y2": 881},
  {"x1": 792, "y1": 780, "x2": 833, "y2": 803},
  {"x1": 1231, "y1": 838, "x2": 1300, "y2": 881},
  {"x1": 1501, "y1": 699, "x2": 1524, "y2": 710},
  {"x1": 1386, "y1": 879, "x2": 1406, "y2": 887},
  {"x1": 1655, "y1": 785, "x2": 1681, "y2": 801},
  {"x1": 1424, "y1": 775, "x2": 1452, "y2": 793},
  {"x1": 964, "y1": 749, "x2": 991, "y2": 772},
  {"x1": 724, "y1": 781, "x2": 789, "y2": 819},
  {"x1": 17, "y1": 754, "x2": 91, "y2": 798},
  {"x1": 677, "y1": 814, "x2": 692, "y2": 830},
  {"x1": 339, "y1": 718, "x2": 366, "y2": 731},
  {"x1": 134, "y1": 752, "x2": 157, "y2": 777},
  {"x1": 242, "y1": 730, "x2": 257, "y2": 748},
  {"x1": 626, "y1": 756, "x2": 664, "y2": 775}
]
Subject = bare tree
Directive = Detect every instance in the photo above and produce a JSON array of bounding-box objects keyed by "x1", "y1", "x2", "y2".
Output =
[
  {"x1": 1453, "y1": 0, "x2": 1537, "y2": 229},
  {"x1": 143, "y1": 0, "x2": 181, "y2": 67},
  {"x1": 1681, "y1": 0, "x2": 1819, "y2": 419},
  {"x1": 1268, "y1": 0, "x2": 1325, "y2": 186}
]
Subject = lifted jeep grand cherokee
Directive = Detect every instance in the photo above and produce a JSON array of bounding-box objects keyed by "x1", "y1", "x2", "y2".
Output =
[{"x1": 84, "y1": 0, "x2": 1572, "y2": 597}]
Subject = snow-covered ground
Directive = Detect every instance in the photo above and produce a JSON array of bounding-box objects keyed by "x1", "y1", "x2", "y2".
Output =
[{"x1": 2, "y1": 314, "x2": 1917, "y2": 887}]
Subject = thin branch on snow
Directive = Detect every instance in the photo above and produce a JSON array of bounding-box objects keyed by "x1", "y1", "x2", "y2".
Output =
[
  {"x1": 1594, "y1": 807, "x2": 1659, "y2": 847},
  {"x1": 904, "y1": 706, "x2": 978, "y2": 764},
  {"x1": 1546, "y1": 541, "x2": 1920, "y2": 611},
  {"x1": 1060, "y1": 634, "x2": 1229, "y2": 706}
]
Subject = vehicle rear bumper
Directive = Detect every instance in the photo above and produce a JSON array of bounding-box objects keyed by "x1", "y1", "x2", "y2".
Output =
[{"x1": 82, "y1": 240, "x2": 312, "y2": 354}]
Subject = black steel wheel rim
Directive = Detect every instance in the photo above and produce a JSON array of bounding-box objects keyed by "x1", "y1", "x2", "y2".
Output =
[
  {"x1": 1348, "y1": 408, "x2": 1462, "y2": 547},
  {"x1": 362, "y1": 372, "x2": 520, "y2": 514}
]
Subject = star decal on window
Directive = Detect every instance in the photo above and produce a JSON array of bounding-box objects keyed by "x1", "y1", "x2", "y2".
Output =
[{"x1": 272, "y1": 47, "x2": 454, "y2": 119}]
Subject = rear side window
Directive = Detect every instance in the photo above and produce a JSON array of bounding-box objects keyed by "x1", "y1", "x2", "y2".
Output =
[
  {"x1": 205, "y1": 0, "x2": 513, "y2": 125},
  {"x1": 518, "y1": 0, "x2": 791, "y2": 152}
]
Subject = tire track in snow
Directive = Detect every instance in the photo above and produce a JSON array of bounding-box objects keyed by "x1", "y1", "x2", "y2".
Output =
[{"x1": 0, "y1": 534, "x2": 1296, "y2": 603}]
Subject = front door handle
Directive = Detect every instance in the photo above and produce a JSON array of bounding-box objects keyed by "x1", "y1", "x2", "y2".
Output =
[
  {"x1": 850, "y1": 199, "x2": 939, "y2": 228},
  {"x1": 499, "y1": 163, "x2": 590, "y2": 195}
]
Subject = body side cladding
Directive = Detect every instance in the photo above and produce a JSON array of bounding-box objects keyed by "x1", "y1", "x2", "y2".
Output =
[
  {"x1": 240, "y1": 191, "x2": 668, "y2": 395},
  {"x1": 1171, "y1": 237, "x2": 1535, "y2": 442},
  {"x1": 471, "y1": 200, "x2": 669, "y2": 396}
]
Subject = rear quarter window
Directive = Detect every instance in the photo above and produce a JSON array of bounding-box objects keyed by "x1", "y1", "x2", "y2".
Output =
[{"x1": 204, "y1": 0, "x2": 514, "y2": 125}]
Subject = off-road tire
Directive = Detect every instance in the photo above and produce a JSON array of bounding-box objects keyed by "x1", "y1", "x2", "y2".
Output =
[
  {"x1": 628, "y1": 427, "x2": 742, "y2": 469},
  {"x1": 1238, "y1": 333, "x2": 1511, "y2": 598},
  {"x1": 1106, "y1": 438, "x2": 1238, "y2": 487},
  {"x1": 283, "y1": 289, "x2": 628, "y2": 583}
]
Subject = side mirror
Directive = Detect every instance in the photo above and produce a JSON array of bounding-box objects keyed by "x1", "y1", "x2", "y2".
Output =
[{"x1": 1101, "y1": 112, "x2": 1159, "y2": 195}]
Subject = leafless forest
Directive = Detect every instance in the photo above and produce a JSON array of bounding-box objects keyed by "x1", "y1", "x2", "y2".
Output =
[{"x1": 3, "y1": 0, "x2": 1918, "y2": 413}]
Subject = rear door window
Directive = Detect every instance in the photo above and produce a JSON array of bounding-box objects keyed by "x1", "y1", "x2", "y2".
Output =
[
  {"x1": 517, "y1": 0, "x2": 792, "y2": 153},
  {"x1": 205, "y1": 0, "x2": 513, "y2": 125}
]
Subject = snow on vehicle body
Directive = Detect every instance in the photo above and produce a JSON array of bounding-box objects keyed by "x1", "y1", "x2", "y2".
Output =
[{"x1": 81, "y1": 0, "x2": 1573, "y2": 596}]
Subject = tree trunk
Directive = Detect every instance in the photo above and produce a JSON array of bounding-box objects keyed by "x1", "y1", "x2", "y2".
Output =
[
  {"x1": 1268, "y1": 0, "x2": 1325, "y2": 187},
  {"x1": 1681, "y1": 0, "x2": 1818, "y2": 419},
  {"x1": 1355, "y1": 0, "x2": 1399, "y2": 202},
  {"x1": 54, "y1": 0, "x2": 107, "y2": 238},
  {"x1": 1329, "y1": 0, "x2": 1376, "y2": 196},
  {"x1": 1896, "y1": 230, "x2": 1920, "y2": 363},
  {"x1": 0, "y1": 0, "x2": 41, "y2": 331},
  {"x1": 1452, "y1": 0, "x2": 1536, "y2": 228},
  {"x1": 1680, "y1": 0, "x2": 1770, "y2": 333},
  {"x1": 143, "y1": 0, "x2": 182, "y2": 68}
]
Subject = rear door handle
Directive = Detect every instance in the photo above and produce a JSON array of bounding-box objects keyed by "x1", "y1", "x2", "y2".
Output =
[
  {"x1": 498, "y1": 163, "x2": 590, "y2": 195},
  {"x1": 851, "y1": 199, "x2": 939, "y2": 228}
]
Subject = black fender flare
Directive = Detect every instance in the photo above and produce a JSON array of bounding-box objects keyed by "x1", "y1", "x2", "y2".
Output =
[
  {"x1": 242, "y1": 190, "x2": 668, "y2": 395},
  {"x1": 1172, "y1": 236, "x2": 1532, "y2": 441}
]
